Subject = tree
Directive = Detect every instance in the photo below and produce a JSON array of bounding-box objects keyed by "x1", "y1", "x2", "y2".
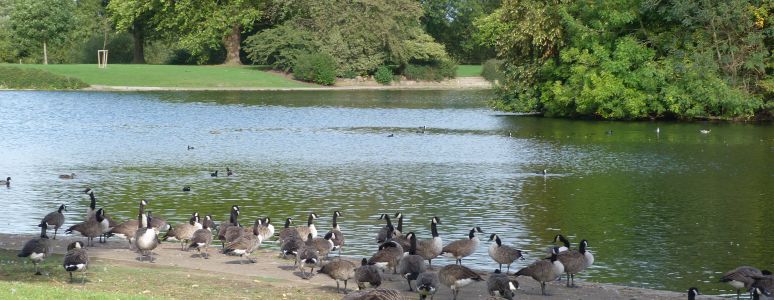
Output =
[
  {"x1": 156, "y1": 0, "x2": 264, "y2": 65},
  {"x1": 107, "y1": 0, "x2": 162, "y2": 64},
  {"x1": 9, "y1": 0, "x2": 75, "y2": 64},
  {"x1": 420, "y1": 0, "x2": 500, "y2": 63}
]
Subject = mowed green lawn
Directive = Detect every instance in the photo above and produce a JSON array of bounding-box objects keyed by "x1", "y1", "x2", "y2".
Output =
[
  {"x1": 11, "y1": 64, "x2": 310, "y2": 88},
  {"x1": 456, "y1": 64, "x2": 483, "y2": 77}
]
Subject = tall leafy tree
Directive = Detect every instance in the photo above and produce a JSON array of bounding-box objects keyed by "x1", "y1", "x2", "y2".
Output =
[
  {"x1": 420, "y1": 0, "x2": 500, "y2": 63},
  {"x1": 156, "y1": 0, "x2": 264, "y2": 65},
  {"x1": 107, "y1": 0, "x2": 162, "y2": 64},
  {"x1": 9, "y1": 0, "x2": 75, "y2": 64}
]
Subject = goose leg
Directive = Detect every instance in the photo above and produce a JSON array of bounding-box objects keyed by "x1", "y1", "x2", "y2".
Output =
[
  {"x1": 406, "y1": 277, "x2": 413, "y2": 291},
  {"x1": 69, "y1": 272, "x2": 73, "y2": 282},
  {"x1": 53, "y1": 228, "x2": 58, "y2": 240},
  {"x1": 571, "y1": 274, "x2": 576, "y2": 287},
  {"x1": 81, "y1": 271, "x2": 86, "y2": 284},
  {"x1": 343, "y1": 280, "x2": 348, "y2": 293},
  {"x1": 336, "y1": 280, "x2": 341, "y2": 293},
  {"x1": 541, "y1": 282, "x2": 546, "y2": 296},
  {"x1": 566, "y1": 272, "x2": 571, "y2": 287},
  {"x1": 34, "y1": 262, "x2": 41, "y2": 275}
]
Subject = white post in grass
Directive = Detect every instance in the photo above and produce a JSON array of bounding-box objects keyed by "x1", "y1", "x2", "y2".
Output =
[{"x1": 97, "y1": 50, "x2": 109, "y2": 69}]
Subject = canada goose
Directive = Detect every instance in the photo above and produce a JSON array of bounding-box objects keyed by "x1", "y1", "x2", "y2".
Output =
[
  {"x1": 210, "y1": 170, "x2": 218, "y2": 177},
  {"x1": 59, "y1": 173, "x2": 76, "y2": 179},
  {"x1": 375, "y1": 213, "x2": 394, "y2": 243},
  {"x1": 417, "y1": 271, "x2": 440, "y2": 300},
  {"x1": 84, "y1": 188, "x2": 97, "y2": 218},
  {"x1": 253, "y1": 217, "x2": 275, "y2": 241},
  {"x1": 41, "y1": 204, "x2": 66, "y2": 239},
  {"x1": 355, "y1": 258, "x2": 382, "y2": 290},
  {"x1": 107, "y1": 200, "x2": 148, "y2": 249},
  {"x1": 296, "y1": 233, "x2": 320, "y2": 279},
  {"x1": 188, "y1": 215, "x2": 213, "y2": 259},
  {"x1": 82, "y1": 188, "x2": 120, "y2": 243},
  {"x1": 278, "y1": 217, "x2": 300, "y2": 244},
  {"x1": 687, "y1": 287, "x2": 699, "y2": 300},
  {"x1": 387, "y1": 134, "x2": 394, "y2": 137},
  {"x1": 224, "y1": 230, "x2": 262, "y2": 264},
  {"x1": 1, "y1": 176, "x2": 10, "y2": 187},
  {"x1": 368, "y1": 235, "x2": 404, "y2": 274},
  {"x1": 442, "y1": 227, "x2": 484, "y2": 265},
  {"x1": 556, "y1": 239, "x2": 594, "y2": 287},
  {"x1": 752, "y1": 274, "x2": 774, "y2": 299},
  {"x1": 438, "y1": 264, "x2": 483, "y2": 300},
  {"x1": 487, "y1": 269, "x2": 518, "y2": 300},
  {"x1": 549, "y1": 234, "x2": 570, "y2": 254},
  {"x1": 397, "y1": 232, "x2": 426, "y2": 291},
  {"x1": 294, "y1": 212, "x2": 319, "y2": 241},
  {"x1": 226, "y1": 167, "x2": 233, "y2": 176},
  {"x1": 751, "y1": 287, "x2": 771, "y2": 300},
  {"x1": 63, "y1": 241, "x2": 88, "y2": 283},
  {"x1": 65, "y1": 208, "x2": 106, "y2": 247},
  {"x1": 326, "y1": 211, "x2": 345, "y2": 255},
  {"x1": 135, "y1": 211, "x2": 159, "y2": 262},
  {"x1": 417, "y1": 216, "x2": 443, "y2": 267},
  {"x1": 201, "y1": 214, "x2": 217, "y2": 232},
  {"x1": 312, "y1": 231, "x2": 336, "y2": 258},
  {"x1": 341, "y1": 288, "x2": 402, "y2": 300},
  {"x1": 182, "y1": 186, "x2": 191, "y2": 192},
  {"x1": 514, "y1": 248, "x2": 565, "y2": 296},
  {"x1": 721, "y1": 266, "x2": 764, "y2": 299},
  {"x1": 18, "y1": 222, "x2": 51, "y2": 275},
  {"x1": 218, "y1": 205, "x2": 240, "y2": 247},
  {"x1": 280, "y1": 233, "x2": 304, "y2": 259},
  {"x1": 488, "y1": 234, "x2": 524, "y2": 272},
  {"x1": 318, "y1": 259, "x2": 357, "y2": 293},
  {"x1": 163, "y1": 213, "x2": 201, "y2": 250},
  {"x1": 391, "y1": 212, "x2": 410, "y2": 250}
]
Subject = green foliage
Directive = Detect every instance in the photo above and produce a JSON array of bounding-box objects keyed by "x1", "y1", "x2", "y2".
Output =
[
  {"x1": 403, "y1": 60, "x2": 458, "y2": 81},
  {"x1": 8, "y1": 0, "x2": 75, "y2": 62},
  {"x1": 0, "y1": 66, "x2": 87, "y2": 89},
  {"x1": 78, "y1": 33, "x2": 134, "y2": 64},
  {"x1": 374, "y1": 65, "x2": 393, "y2": 85},
  {"x1": 481, "y1": 59, "x2": 504, "y2": 83},
  {"x1": 479, "y1": 0, "x2": 771, "y2": 120},
  {"x1": 244, "y1": 24, "x2": 318, "y2": 72},
  {"x1": 421, "y1": 0, "x2": 500, "y2": 63},
  {"x1": 292, "y1": 52, "x2": 337, "y2": 85}
]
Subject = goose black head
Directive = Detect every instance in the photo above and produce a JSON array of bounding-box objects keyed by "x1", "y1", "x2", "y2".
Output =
[
  {"x1": 394, "y1": 212, "x2": 402, "y2": 219},
  {"x1": 489, "y1": 233, "x2": 497, "y2": 241},
  {"x1": 687, "y1": 287, "x2": 700, "y2": 300},
  {"x1": 264, "y1": 217, "x2": 271, "y2": 224},
  {"x1": 378, "y1": 241, "x2": 399, "y2": 250},
  {"x1": 361, "y1": 258, "x2": 368, "y2": 266},
  {"x1": 494, "y1": 269, "x2": 501, "y2": 274},
  {"x1": 324, "y1": 232, "x2": 335, "y2": 240},
  {"x1": 763, "y1": 270, "x2": 772, "y2": 275},
  {"x1": 95, "y1": 208, "x2": 106, "y2": 222},
  {"x1": 38, "y1": 222, "x2": 49, "y2": 238},
  {"x1": 579, "y1": 239, "x2": 589, "y2": 251},
  {"x1": 140, "y1": 199, "x2": 148, "y2": 206},
  {"x1": 4, "y1": 177, "x2": 9, "y2": 181},
  {"x1": 67, "y1": 241, "x2": 84, "y2": 251},
  {"x1": 83, "y1": 188, "x2": 93, "y2": 194},
  {"x1": 334, "y1": 211, "x2": 342, "y2": 217},
  {"x1": 182, "y1": 186, "x2": 191, "y2": 192},
  {"x1": 475, "y1": 226, "x2": 484, "y2": 233},
  {"x1": 307, "y1": 233, "x2": 314, "y2": 241},
  {"x1": 58, "y1": 204, "x2": 67, "y2": 212},
  {"x1": 310, "y1": 212, "x2": 318, "y2": 219},
  {"x1": 431, "y1": 216, "x2": 440, "y2": 224}
]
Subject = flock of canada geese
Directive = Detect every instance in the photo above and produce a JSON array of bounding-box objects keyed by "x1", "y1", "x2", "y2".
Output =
[{"x1": 9, "y1": 179, "x2": 774, "y2": 300}]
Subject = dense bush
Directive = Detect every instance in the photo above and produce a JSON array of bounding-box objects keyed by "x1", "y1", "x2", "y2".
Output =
[
  {"x1": 403, "y1": 60, "x2": 457, "y2": 81},
  {"x1": 374, "y1": 65, "x2": 392, "y2": 85},
  {"x1": 0, "y1": 66, "x2": 87, "y2": 89},
  {"x1": 481, "y1": 59, "x2": 504, "y2": 83},
  {"x1": 292, "y1": 52, "x2": 337, "y2": 85},
  {"x1": 166, "y1": 47, "x2": 226, "y2": 65}
]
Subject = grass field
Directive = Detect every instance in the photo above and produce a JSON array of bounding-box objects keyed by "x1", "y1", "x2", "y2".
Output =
[
  {"x1": 0, "y1": 250, "x2": 331, "y2": 300},
  {"x1": 9, "y1": 64, "x2": 310, "y2": 88},
  {"x1": 456, "y1": 64, "x2": 483, "y2": 77}
]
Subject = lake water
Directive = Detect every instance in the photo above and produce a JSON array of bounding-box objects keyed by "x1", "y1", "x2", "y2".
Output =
[{"x1": 0, "y1": 90, "x2": 771, "y2": 296}]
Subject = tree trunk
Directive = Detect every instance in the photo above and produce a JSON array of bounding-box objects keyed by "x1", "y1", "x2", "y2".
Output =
[
  {"x1": 223, "y1": 24, "x2": 242, "y2": 65},
  {"x1": 43, "y1": 40, "x2": 48, "y2": 65},
  {"x1": 131, "y1": 26, "x2": 146, "y2": 64}
]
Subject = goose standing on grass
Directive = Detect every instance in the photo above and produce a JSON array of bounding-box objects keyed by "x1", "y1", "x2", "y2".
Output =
[
  {"x1": 189, "y1": 215, "x2": 213, "y2": 258},
  {"x1": 368, "y1": 231, "x2": 404, "y2": 274},
  {"x1": 65, "y1": 208, "x2": 106, "y2": 247},
  {"x1": 417, "y1": 217, "x2": 443, "y2": 267},
  {"x1": 218, "y1": 205, "x2": 240, "y2": 247},
  {"x1": 63, "y1": 241, "x2": 89, "y2": 283},
  {"x1": 514, "y1": 248, "x2": 565, "y2": 296},
  {"x1": 488, "y1": 234, "x2": 524, "y2": 272},
  {"x1": 135, "y1": 211, "x2": 159, "y2": 262},
  {"x1": 59, "y1": 173, "x2": 76, "y2": 179},
  {"x1": 375, "y1": 213, "x2": 395, "y2": 243},
  {"x1": 1, "y1": 176, "x2": 10, "y2": 187},
  {"x1": 295, "y1": 212, "x2": 319, "y2": 241},
  {"x1": 397, "y1": 232, "x2": 427, "y2": 291},
  {"x1": 556, "y1": 239, "x2": 594, "y2": 287},
  {"x1": 163, "y1": 213, "x2": 201, "y2": 250},
  {"x1": 442, "y1": 227, "x2": 484, "y2": 265},
  {"x1": 487, "y1": 269, "x2": 518, "y2": 300},
  {"x1": 18, "y1": 222, "x2": 51, "y2": 275},
  {"x1": 318, "y1": 259, "x2": 358, "y2": 294},
  {"x1": 721, "y1": 266, "x2": 764, "y2": 300},
  {"x1": 326, "y1": 211, "x2": 345, "y2": 255},
  {"x1": 355, "y1": 258, "x2": 382, "y2": 290},
  {"x1": 279, "y1": 217, "x2": 300, "y2": 244},
  {"x1": 687, "y1": 287, "x2": 700, "y2": 300},
  {"x1": 107, "y1": 200, "x2": 148, "y2": 249},
  {"x1": 253, "y1": 217, "x2": 275, "y2": 241},
  {"x1": 342, "y1": 288, "x2": 402, "y2": 300},
  {"x1": 416, "y1": 271, "x2": 440, "y2": 300},
  {"x1": 549, "y1": 234, "x2": 571, "y2": 254},
  {"x1": 438, "y1": 264, "x2": 484, "y2": 300},
  {"x1": 41, "y1": 204, "x2": 66, "y2": 239}
]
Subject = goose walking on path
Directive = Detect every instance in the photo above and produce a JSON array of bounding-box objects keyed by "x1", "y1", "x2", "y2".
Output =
[
  {"x1": 163, "y1": 213, "x2": 201, "y2": 250},
  {"x1": 41, "y1": 204, "x2": 66, "y2": 239},
  {"x1": 397, "y1": 232, "x2": 426, "y2": 291},
  {"x1": 63, "y1": 241, "x2": 89, "y2": 283},
  {"x1": 294, "y1": 212, "x2": 319, "y2": 241},
  {"x1": 375, "y1": 213, "x2": 394, "y2": 243},
  {"x1": 368, "y1": 236, "x2": 404, "y2": 274},
  {"x1": 487, "y1": 269, "x2": 518, "y2": 300},
  {"x1": 488, "y1": 234, "x2": 524, "y2": 272},
  {"x1": 514, "y1": 248, "x2": 565, "y2": 296},
  {"x1": 416, "y1": 271, "x2": 439, "y2": 300},
  {"x1": 188, "y1": 215, "x2": 214, "y2": 258},
  {"x1": 442, "y1": 226, "x2": 484, "y2": 265},
  {"x1": 326, "y1": 211, "x2": 345, "y2": 255},
  {"x1": 65, "y1": 208, "x2": 106, "y2": 247},
  {"x1": 342, "y1": 288, "x2": 402, "y2": 300},
  {"x1": 135, "y1": 212, "x2": 159, "y2": 262},
  {"x1": 318, "y1": 259, "x2": 358, "y2": 294},
  {"x1": 417, "y1": 217, "x2": 442, "y2": 267},
  {"x1": 438, "y1": 264, "x2": 483, "y2": 300},
  {"x1": 107, "y1": 200, "x2": 148, "y2": 249},
  {"x1": 556, "y1": 239, "x2": 594, "y2": 287},
  {"x1": 18, "y1": 222, "x2": 51, "y2": 275},
  {"x1": 355, "y1": 258, "x2": 382, "y2": 290}
]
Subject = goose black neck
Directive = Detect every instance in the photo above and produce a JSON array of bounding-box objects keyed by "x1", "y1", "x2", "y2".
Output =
[
  {"x1": 495, "y1": 236, "x2": 502, "y2": 246},
  {"x1": 284, "y1": 219, "x2": 291, "y2": 228},
  {"x1": 579, "y1": 241, "x2": 587, "y2": 254},
  {"x1": 89, "y1": 193, "x2": 96, "y2": 210},
  {"x1": 468, "y1": 229, "x2": 476, "y2": 239},
  {"x1": 58, "y1": 205, "x2": 65, "y2": 213},
  {"x1": 146, "y1": 215, "x2": 153, "y2": 229},
  {"x1": 332, "y1": 212, "x2": 338, "y2": 223},
  {"x1": 230, "y1": 210, "x2": 239, "y2": 225},
  {"x1": 409, "y1": 235, "x2": 418, "y2": 255},
  {"x1": 396, "y1": 215, "x2": 403, "y2": 232},
  {"x1": 431, "y1": 222, "x2": 438, "y2": 238},
  {"x1": 561, "y1": 236, "x2": 570, "y2": 248},
  {"x1": 307, "y1": 214, "x2": 314, "y2": 226},
  {"x1": 384, "y1": 215, "x2": 392, "y2": 226},
  {"x1": 39, "y1": 223, "x2": 47, "y2": 238},
  {"x1": 550, "y1": 252, "x2": 558, "y2": 262}
]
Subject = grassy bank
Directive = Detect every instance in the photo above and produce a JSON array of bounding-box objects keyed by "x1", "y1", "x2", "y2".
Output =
[
  {"x1": 0, "y1": 250, "x2": 331, "y2": 300},
  {"x1": 0, "y1": 66, "x2": 88, "y2": 90},
  {"x1": 456, "y1": 64, "x2": 483, "y2": 77},
  {"x1": 8, "y1": 64, "x2": 310, "y2": 88}
]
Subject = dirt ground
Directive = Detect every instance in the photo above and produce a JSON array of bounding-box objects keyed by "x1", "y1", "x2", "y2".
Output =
[{"x1": 0, "y1": 233, "x2": 720, "y2": 300}]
